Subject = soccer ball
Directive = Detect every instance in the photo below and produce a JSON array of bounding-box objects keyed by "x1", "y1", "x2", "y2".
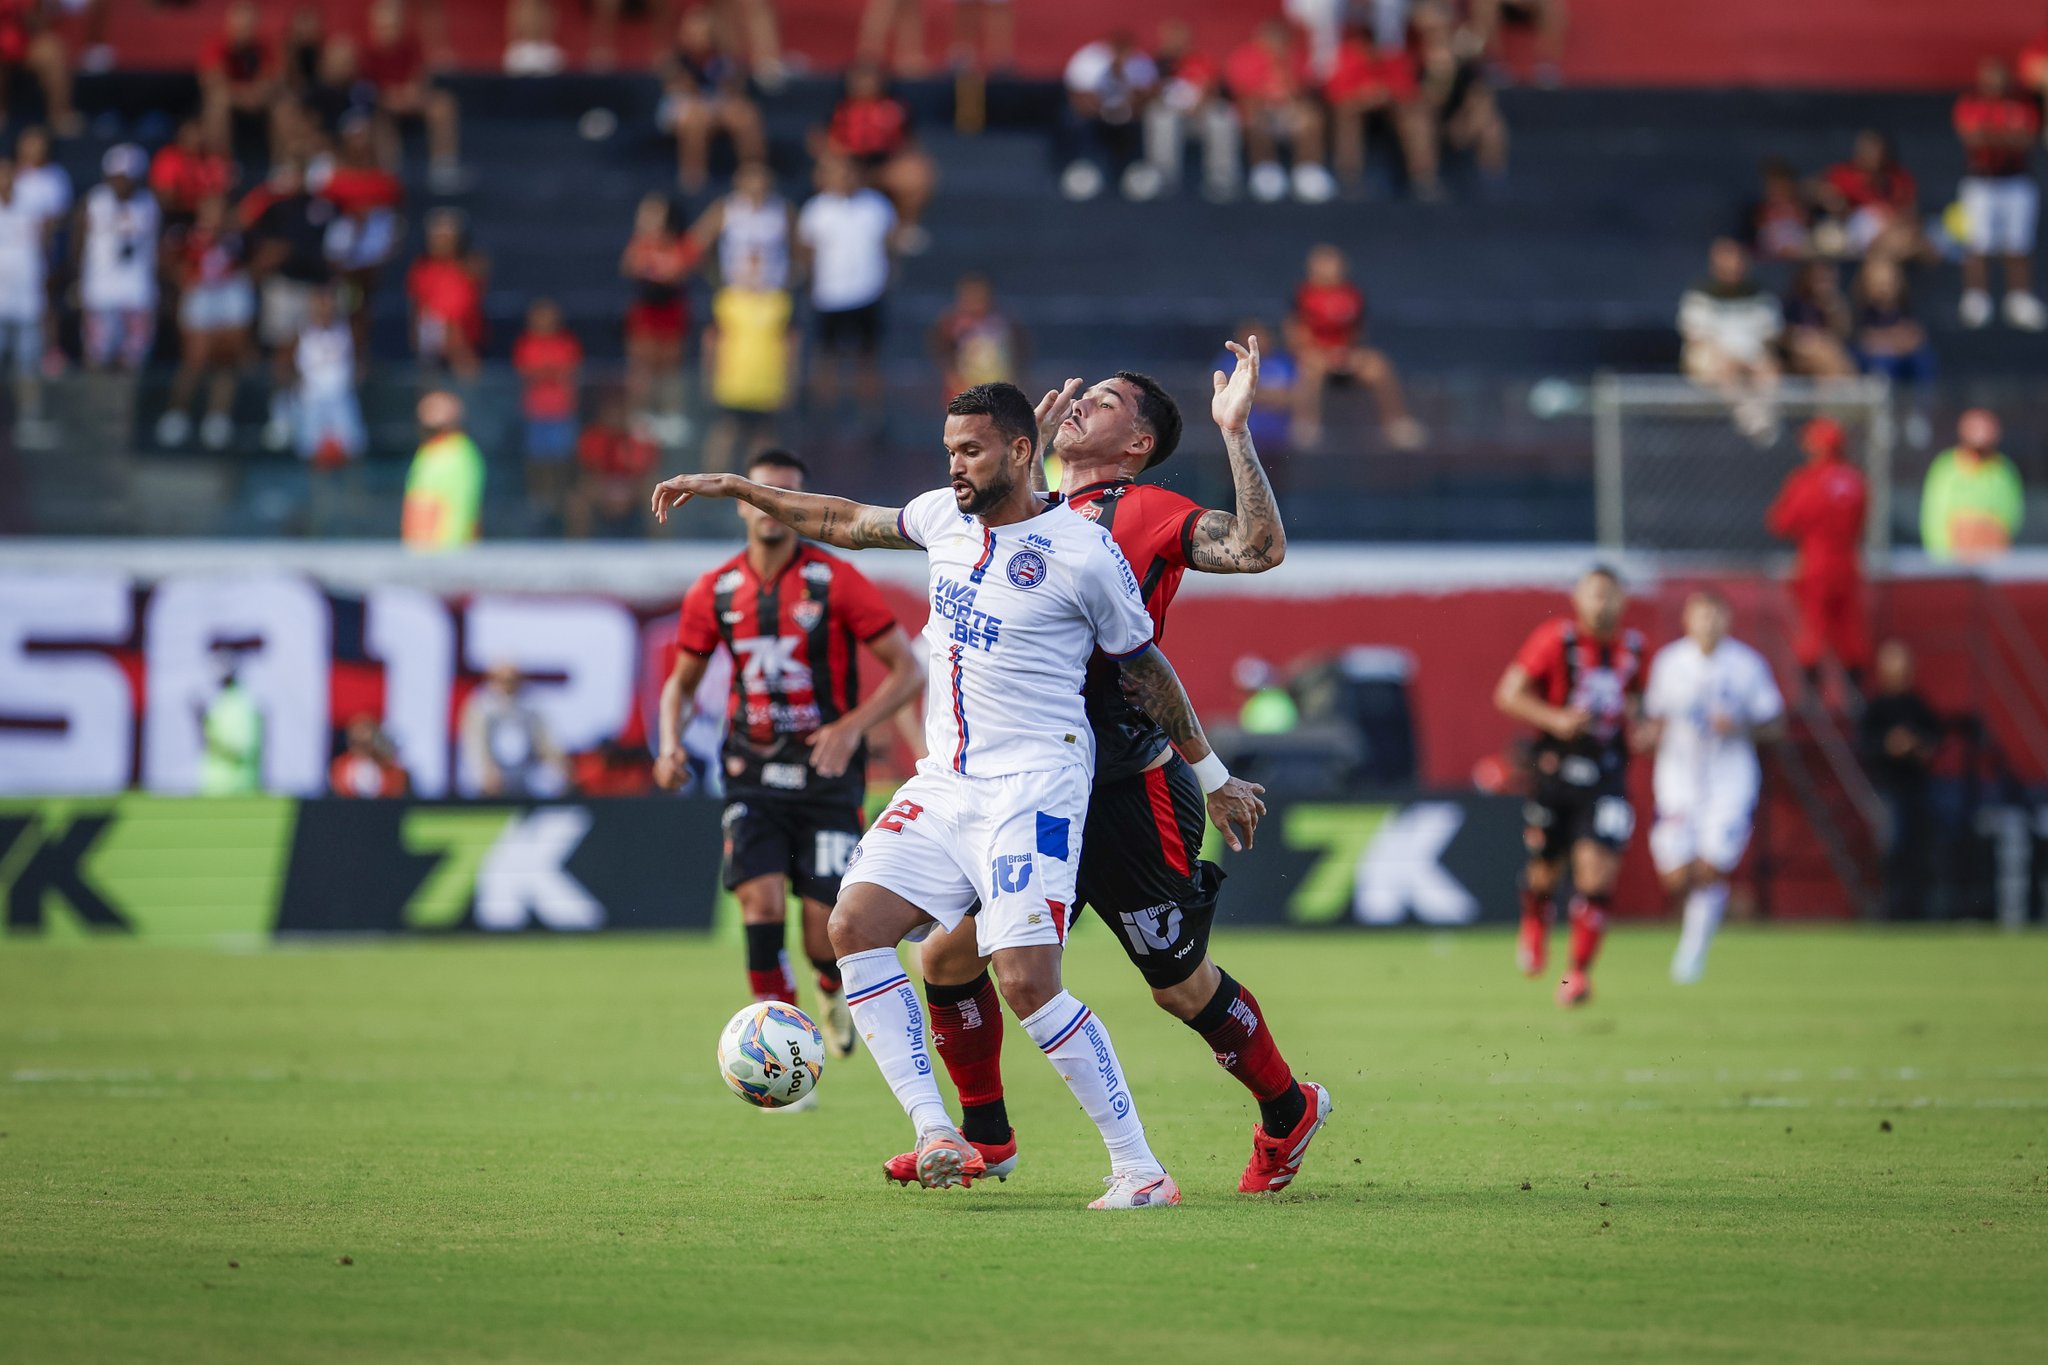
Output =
[{"x1": 716, "y1": 1002, "x2": 826, "y2": 1108}]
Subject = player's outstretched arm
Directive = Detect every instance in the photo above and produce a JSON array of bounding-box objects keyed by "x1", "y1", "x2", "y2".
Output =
[
  {"x1": 650, "y1": 472, "x2": 913, "y2": 550},
  {"x1": 655, "y1": 649, "x2": 710, "y2": 791},
  {"x1": 1186, "y1": 337, "x2": 1286, "y2": 575},
  {"x1": 1119, "y1": 644, "x2": 1267, "y2": 852}
]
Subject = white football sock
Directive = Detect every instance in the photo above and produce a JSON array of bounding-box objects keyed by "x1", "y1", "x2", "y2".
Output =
[
  {"x1": 1673, "y1": 882, "x2": 1729, "y2": 984},
  {"x1": 1021, "y1": 991, "x2": 1162, "y2": 1177},
  {"x1": 838, "y1": 948, "x2": 952, "y2": 1138}
]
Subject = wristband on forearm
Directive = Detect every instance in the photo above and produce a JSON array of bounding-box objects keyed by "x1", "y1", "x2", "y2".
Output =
[{"x1": 1189, "y1": 751, "x2": 1231, "y2": 794}]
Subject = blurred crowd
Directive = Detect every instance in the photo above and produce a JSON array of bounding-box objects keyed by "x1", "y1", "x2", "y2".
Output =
[{"x1": 1677, "y1": 37, "x2": 2048, "y2": 451}]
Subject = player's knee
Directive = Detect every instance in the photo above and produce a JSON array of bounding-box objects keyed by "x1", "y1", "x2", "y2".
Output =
[
  {"x1": 991, "y1": 955, "x2": 1060, "y2": 1018},
  {"x1": 1149, "y1": 968, "x2": 1213, "y2": 1022},
  {"x1": 919, "y1": 922, "x2": 985, "y2": 988},
  {"x1": 825, "y1": 898, "x2": 878, "y2": 957}
]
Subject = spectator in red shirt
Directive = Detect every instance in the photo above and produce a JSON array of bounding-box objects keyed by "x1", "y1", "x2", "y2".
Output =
[
  {"x1": 1470, "y1": 0, "x2": 1568, "y2": 88},
  {"x1": 1745, "y1": 158, "x2": 1814, "y2": 263},
  {"x1": 513, "y1": 297, "x2": 584, "y2": 514},
  {"x1": 1955, "y1": 57, "x2": 2045, "y2": 331},
  {"x1": 157, "y1": 193, "x2": 253, "y2": 452},
  {"x1": 364, "y1": 0, "x2": 463, "y2": 193},
  {"x1": 1766, "y1": 416, "x2": 1870, "y2": 691},
  {"x1": 1224, "y1": 19, "x2": 1337, "y2": 204},
  {"x1": 1285, "y1": 243, "x2": 1424, "y2": 451},
  {"x1": 620, "y1": 192, "x2": 701, "y2": 447},
  {"x1": 330, "y1": 715, "x2": 410, "y2": 798},
  {"x1": 0, "y1": 1, "x2": 82, "y2": 137},
  {"x1": 1142, "y1": 19, "x2": 1239, "y2": 202},
  {"x1": 2021, "y1": 22, "x2": 2048, "y2": 109},
  {"x1": 656, "y1": 7, "x2": 765, "y2": 193},
  {"x1": 569, "y1": 392, "x2": 660, "y2": 539},
  {"x1": 320, "y1": 115, "x2": 404, "y2": 355},
  {"x1": 1814, "y1": 130, "x2": 1922, "y2": 264},
  {"x1": 149, "y1": 119, "x2": 235, "y2": 231},
  {"x1": 821, "y1": 63, "x2": 936, "y2": 250},
  {"x1": 1325, "y1": 24, "x2": 1439, "y2": 200},
  {"x1": 407, "y1": 208, "x2": 486, "y2": 380},
  {"x1": 199, "y1": 0, "x2": 281, "y2": 158}
]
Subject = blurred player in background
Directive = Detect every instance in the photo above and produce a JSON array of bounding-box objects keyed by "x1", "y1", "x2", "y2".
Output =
[
  {"x1": 651, "y1": 384, "x2": 1265, "y2": 1207},
  {"x1": 1638, "y1": 591, "x2": 1784, "y2": 984},
  {"x1": 893, "y1": 339, "x2": 1332, "y2": 1197},
  {"x1": 1495, "y1": 566, "x2": 1645, "y2": 1007},
  {"x1": 655, "y1": 449, "x2": 924, "y2": 1061}
]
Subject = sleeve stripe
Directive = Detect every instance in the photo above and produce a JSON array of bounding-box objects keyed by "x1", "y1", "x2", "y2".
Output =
[
  {"x1": 896, "y1": 507, "x2": 917, "y2": 546},
  {"x1": 1179, "y1": 508, "x2": 1204, "y2": 567},
  {"x1": 1101, "y1": 640, "x2": 1154, "y2": 663},
  {"x1": 858, "y1": 624, "x2": 894, "y2": 644}
]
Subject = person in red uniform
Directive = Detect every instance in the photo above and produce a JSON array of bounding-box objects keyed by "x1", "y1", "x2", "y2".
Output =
[
  {"x1": 198, "y1": 0, "x2": 279, "y2": 155},
  {"x1": 1495, "y1": 567, "x2": 1646, "y2": 1007},
  {"x1": 881, "y1": 342, "x2": 1331, "y2": 1194},
  {"x1": 1286, "y1": 242, "x2": 1424, "y2": 451},
  {"x1": 657, "y1": 449, "x2": 925, "y2": 1060},
  {"x1": 1767, "y1": 417, "x2": 1870, "y2": 695},
  {"x1": 1954, "y1": 57, "x2": 2046, "y2": 330}
]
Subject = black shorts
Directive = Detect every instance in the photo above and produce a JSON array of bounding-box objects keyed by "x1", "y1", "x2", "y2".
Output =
[
  {"x1": 721, "y1": 797, "x2": 865, "y2": 904},
  {"x1": 1074, "y1": 756, "x2": 1223, "y2": 990},
  {"x1": 814, "y1": 300, "x2": 883, "y2": 355},
  {"x1": 1522, "y1": 781, "x2": 1635, "y2": 863}
]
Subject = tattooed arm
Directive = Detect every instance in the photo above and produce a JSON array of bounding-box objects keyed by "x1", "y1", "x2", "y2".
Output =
[
  {"x1": 1185, "y1": 337, "x2": 1287, "y2": 574},
  {"x1": 1119, "y1": 644, "x2": 1267, "y2": 851},
  {"x1": 649, "y1": 472, "x2": 913, "y2": 549}
]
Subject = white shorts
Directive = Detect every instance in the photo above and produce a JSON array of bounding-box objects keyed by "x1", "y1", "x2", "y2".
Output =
[
  {"x1": 1960, "y1": 175, "x2": 2039, "y2": 257},
  {"x1": 1651, "y1": 797, "x2": 1757, "y2": 876},
  {"x1": 840, "y1": 764, "x2": 1087, "y2": 956},
  {"x1": 180, "y1": 277, "x2": 255, "y2": 332}
]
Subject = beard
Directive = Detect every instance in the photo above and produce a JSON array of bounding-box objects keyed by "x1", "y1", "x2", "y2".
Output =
[{"x1": 955, "y1": 466, "x2": 1016, "y2": 517}]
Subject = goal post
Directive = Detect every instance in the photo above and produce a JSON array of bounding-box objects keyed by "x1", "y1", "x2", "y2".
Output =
[{"x1": 1592, "y1": 375, "x2": 1894, "y2": 558}]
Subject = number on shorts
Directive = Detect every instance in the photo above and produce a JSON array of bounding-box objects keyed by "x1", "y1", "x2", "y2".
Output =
[
  {"x1": 1593, "y1": 796, "x2": 1635, "y2": 843},
  {"x1": 814, "y1": 830, "x2": 858, "y2": 877},
  {"x1": 875, "y1": 799, "x2": 924, "y2": 835}
]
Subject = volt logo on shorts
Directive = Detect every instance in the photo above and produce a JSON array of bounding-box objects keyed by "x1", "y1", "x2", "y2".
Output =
[{"x1": 992, "y1": 853, "x2": 1033, "y2": 895}]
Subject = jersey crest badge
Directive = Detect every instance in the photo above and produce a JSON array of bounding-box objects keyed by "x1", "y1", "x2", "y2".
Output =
[
  {"x1": 793, "y1": 599, "x2": 824, "y2": 630},
  {"x1": 1006, "y1": 549, "x2": 1048, "y2": 589},
  {"x1": 1074, "y1": 501, "x2": 1103, "y2": 521}
]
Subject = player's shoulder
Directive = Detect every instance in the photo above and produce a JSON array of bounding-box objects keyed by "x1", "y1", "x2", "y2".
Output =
[
  {"x1": 1123, "y1": 480, "x2": 1204, "y2": 517},
  {"x1": 693, "y1": 548, "x2": 750, "y2": 595},
  {"x1": 1521, "y1": 616, "x2": 1571, "y2": 652}
]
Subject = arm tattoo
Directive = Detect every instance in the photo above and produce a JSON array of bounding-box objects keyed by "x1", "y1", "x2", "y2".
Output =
[
  {"x1": 732, "y1": 480, "x2": 912, "y2": 550},
  {"x1": 1119, "y1": 647, "x2": 1213, "y2": 761},
  {"x1": 1186, "y1": 427, "x2": 1286, "y2": 574}
]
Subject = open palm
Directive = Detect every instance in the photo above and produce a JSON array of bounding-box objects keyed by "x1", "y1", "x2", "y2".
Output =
[{"x1": 1212, "y1": 336, "x2": 1261, "y2": 432}]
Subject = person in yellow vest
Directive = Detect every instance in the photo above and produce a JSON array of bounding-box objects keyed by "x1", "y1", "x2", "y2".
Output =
[
  {"x1": 1921, "y1": 407, "x2": 2025, "y2": 563},
  {"x1": 197, "y1": 646, "x2": 264, "y2": 795},
  {"x1": 700, "y1": 248, "x2": 796, "y2": 474},
  {"x1": 401, "y1": 389, "x2": 484, "y2": 549}
]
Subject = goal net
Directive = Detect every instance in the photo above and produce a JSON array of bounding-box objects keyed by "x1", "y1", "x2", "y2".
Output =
[{"x1": 1591, "y1": 375, "x2": 1894, "y2": 557}]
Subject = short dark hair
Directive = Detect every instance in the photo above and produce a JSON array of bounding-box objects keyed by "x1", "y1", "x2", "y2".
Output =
[
  {"x1": 1114, "y1": 371, "x2": 1183, "y2": 469},
  {"x1": 946, "y1": 383, "x2": 1037, "y2": 451},
  {"x1": 747, "y1": 448, "x2": 809, "y2": 480},
  {"x1": 1584, "y1": 563, "x2": 1624, "y2": 587}
]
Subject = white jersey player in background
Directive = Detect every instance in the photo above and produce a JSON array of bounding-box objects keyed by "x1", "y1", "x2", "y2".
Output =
[
  {"x1": 1637, "y1": 591, "x2": 1786, "y2": 984},
  {"x1": 652, "y1": 382, "x2": 1264, "y2": 1209}
]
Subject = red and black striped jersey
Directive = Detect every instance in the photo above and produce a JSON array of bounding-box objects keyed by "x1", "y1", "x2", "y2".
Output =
[
  {"x1": 676, "y1": 542, "x2": 896, "y2": 802},
  {"x1": 1511, "y1": 617, "x2": 1647, "y2": 780},
  {"x1": 1065, "y1": 479, "x2": 1209, "y2": 783}
]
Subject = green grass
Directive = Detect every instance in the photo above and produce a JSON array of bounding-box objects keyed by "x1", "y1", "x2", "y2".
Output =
[{"x1": 2, "y1": 927, "x2": 2044, "y2": 1364}]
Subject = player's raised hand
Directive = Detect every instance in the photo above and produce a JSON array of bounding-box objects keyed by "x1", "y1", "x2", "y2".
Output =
[
  {"x1": 1212, "y1": 335, "x2": 1260, "y2": 433},
  {"x1": 1207, "y1": 775, "x2": 1266, "y2": 853},
  {"x1": 1035, "y1": 377, "x2": 1083, "y2": 452},
  {"x1": 651, "y1": 472, "x2": 736, "y2": 523}
]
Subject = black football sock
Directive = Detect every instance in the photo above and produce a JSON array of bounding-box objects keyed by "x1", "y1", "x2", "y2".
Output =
[{"x1": 808, "y1": 955, "x2": 842, "y2": 994}]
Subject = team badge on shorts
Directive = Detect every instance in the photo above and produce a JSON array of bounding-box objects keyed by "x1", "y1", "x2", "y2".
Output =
[
  {"x1": 1006, "y1": 549, "x2": 1048, "y2": 589},
  {"x1": 792, "y1": 599, "x2": 824, "y2": 630}
]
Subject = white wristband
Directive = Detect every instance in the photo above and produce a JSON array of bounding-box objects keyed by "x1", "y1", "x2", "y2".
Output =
[{"x1": 1188, "y1": 751, "x2": 1231, "y2": 794}]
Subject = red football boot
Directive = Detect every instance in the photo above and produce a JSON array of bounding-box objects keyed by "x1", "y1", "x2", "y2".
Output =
[
  {"x1": 884, "y1": 1129, "x2": 1017, "y2": 1186},
  {"x1": 1517, "y1": 912, "x2": 1548, "y2": 978},
  {"x1": 1556, "y1": 970, "x2": 1591, "y2": 1008},
  {"x1": 1238, "y1": 1081, "x2": 1334, "y2": 1194}
]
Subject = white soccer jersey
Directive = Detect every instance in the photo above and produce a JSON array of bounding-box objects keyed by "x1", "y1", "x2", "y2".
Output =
[
  {"x1": 1645, "y1": 635, "x2": 1784, "y2": 815},
  {"x1": 896, "y1": 487, "x2": 1155, "y2": 778},
  {"x1": 80, "y1": 185, "x2": 160, "y2": 311},
  {"x1": 0, "y1": 194, "x2": 46, "y2": 320}
]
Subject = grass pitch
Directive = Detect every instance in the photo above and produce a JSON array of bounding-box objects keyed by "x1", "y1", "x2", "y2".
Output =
[{"x1": 2, "y1": 926, "x2": 2044, "y2": 1364}]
